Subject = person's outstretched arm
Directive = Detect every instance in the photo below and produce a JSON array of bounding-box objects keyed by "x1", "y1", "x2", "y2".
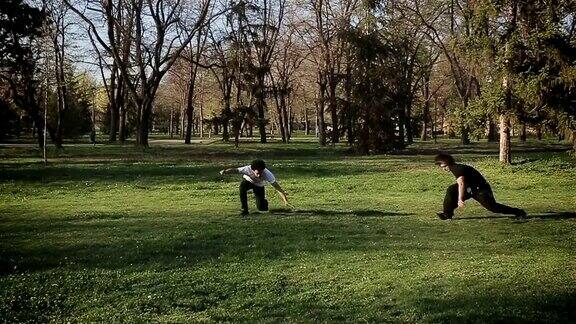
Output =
[
  {"x1": 271, "y1": 182, "x2": 288, "y2": 205},
  {"x1": 456, "y1": 176, "x2": 466, "y2": 207},
  {"x1": 220, "y1": 168, "x2": 239, "y2": 175}
]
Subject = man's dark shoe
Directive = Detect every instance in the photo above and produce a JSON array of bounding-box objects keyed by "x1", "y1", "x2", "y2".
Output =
[
  {"x1": 240, "y1": 210, "x2": 249, "y2": 216},
  {"x1": 513, "y1": 209, "x2": 527, "y2": 219},
  {"x1": 437, "y1": 212, "x2": 453, "y2": 220}
]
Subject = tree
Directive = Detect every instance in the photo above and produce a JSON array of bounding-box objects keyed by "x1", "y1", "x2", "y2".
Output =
[
  {"x1": 269, "y1": 24, "x2": 305, "y2": 142},
  {"x1": 0, "y1": 0, "x2": 52, "y2": 148},
  {"x1": 410, "y1": 0, "x2": 483, "y2": 145},
  {"x1": 228, "y1": 0, "x2": 286, "y2": 143},
  {"x1": 0, "y1": 96, "x2": 22, "y2": 141},
  {"x1": 85, "y1": 0, "x2": 134, "y2": 143},
  {"x1": 206, "y1": 24, "x2": 236, "y2": 142},
  {"x1": 469, "y1": 0, "x2": 576, "y2": 162},
  {"x1": 65, "y1": 0, "x2": 211, "y2": 147},
  {"x1": 346, "y1": 22, "x2": 405, "y2": 153},
  {"x1": 45, "y1": 0, "x2": 76, "y2": 147},
  {"x1": 182, "y1": 24, "x2": 210, "y2": 144},
  {"x1": 303, "y1": 0, "x2": 359, "y2": 145}
]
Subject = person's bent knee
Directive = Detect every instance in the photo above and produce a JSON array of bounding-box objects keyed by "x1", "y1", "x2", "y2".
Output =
[{"x1": 446, "y1": 183, "x2": 458, "y2": 194}]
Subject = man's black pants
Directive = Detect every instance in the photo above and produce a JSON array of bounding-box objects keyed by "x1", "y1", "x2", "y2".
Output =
[
  {"x1": 240, "y1": 180, "x2": 269, "y2": 212},
  {"x1": 443, "y1": 183, "x2": 523, "y2": 217}
]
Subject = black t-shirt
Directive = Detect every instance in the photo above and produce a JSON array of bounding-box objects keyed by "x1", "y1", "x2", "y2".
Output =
[{"x1": 449, "y1": 163, "x2": 489, "y2": 189}]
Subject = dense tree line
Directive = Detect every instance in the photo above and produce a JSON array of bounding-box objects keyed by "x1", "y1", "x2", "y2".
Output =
[{"x1": 1, "y1": 0, "x2": 575, "y2": 159}]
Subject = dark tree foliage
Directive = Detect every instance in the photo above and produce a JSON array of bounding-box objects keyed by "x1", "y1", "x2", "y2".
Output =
[
  {"x1": 508, "y1": 2, "x2": 576, "y2": 150},
  {"x1": 347, "y1": 29, "x2": 405, "y2": 154},
  {"x1": 0, "y1": 0, "x2": 48, "y2": 147},
  {"x1": 0, "y1": 97, "x2": 22, "y2": 140},
  {"x1": 0, "y1": 0, "x2": 44, "y2": 67}
]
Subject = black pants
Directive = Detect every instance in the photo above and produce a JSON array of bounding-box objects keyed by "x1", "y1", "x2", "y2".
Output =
[
  {"x1": 443, "y1": 183, "x2": 523, "y2": 217},
  {"x1": 240, "y1": 180, "x2": 268, "y2": 212}
]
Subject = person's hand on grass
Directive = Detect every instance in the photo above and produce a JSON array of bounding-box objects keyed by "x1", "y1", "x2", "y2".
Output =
[
  {"x1": 279, "y1": 192, "x2": 288, "y2": 205},
  {"x1": 219, "y1": 169, "x2": 225, "y2": 175},
  {"x1": 458, "y1": 200, "x2": 465, "y2": 208}
]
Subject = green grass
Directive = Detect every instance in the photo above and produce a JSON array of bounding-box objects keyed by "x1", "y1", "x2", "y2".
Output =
[{"x1": 1, "y1": 139, "x2": 575, "y2": 322}]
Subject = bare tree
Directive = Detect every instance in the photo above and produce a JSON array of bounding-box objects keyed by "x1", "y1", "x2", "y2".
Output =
[
  {"x1": 300, "y1": 0, "x2": 359, "y2": 145},
  {"x1": 45, "y1": 0, "x2": 75, "y2": 148},
  {"x1": 229, "y1": 0, "x2": 286, "y2": 143},
  {"x1": 177, "y1": 4, "x2": 213, "y2": 144},
  {"x1": 65, "y1": 0, "x2": 211, "y2": 147},
  {"x1": 269, "y1": 24, "x2": 305, "y2": 142},
  {"x1": 206, "y1": 25, "x2": 236, "y2": 142},
  {"x1": 409, "y1": 0, "x2": 479, "y2": 145},
  {"x1": 85, "y1": 0, "x2": 134, "y2": 143}
]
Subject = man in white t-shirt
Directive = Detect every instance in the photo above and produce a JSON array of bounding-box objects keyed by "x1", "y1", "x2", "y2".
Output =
[{"x1": 220, "y1": 159, "x2": 288, "y2": 216}]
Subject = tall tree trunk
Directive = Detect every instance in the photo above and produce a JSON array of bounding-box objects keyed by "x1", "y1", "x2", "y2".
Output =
[
  {"x1": 317, "y1": 75, "x2": 327, "y2": 146},
  {"x1": 487, "y1": 117, "x2": 497, "y2": 142},
  {"x1": 199, "y1": 96, "x2": 204, "y2": 138},
  {"x1": 119, "y1": 104, "x2": 126, "y2": 143},
  {"x1": 520, "y1": 123, "x2": 527, "y2": 142},
  {"x1": 29, "y1": 107, "x2": 53, "y2": 149},
  {"x1": 116, "y1": 76, "x2": 127, "y2": 143},
  {"x1": 499, "y1": 114, "x2": 511, "y2": 164},
  {"x1": 421, "y1": 75, "x2": 430, "y2": 141},
  {"x1": 169, "y1": 105, "x2": 174, "y2": 138},
  {"x1": 460, "y1": 99, "x2": 470, "y2": 145},
  {"x1": 52, "y1": 29, "x2": 67, "y2": 149},
  {"x1": 272, "y1": 85, "x2": 287, "y2": 142},
  {"x1": 405, "y1": 99, "x2": 413, "y2": 144},
  {"x1": 432, "y1": 99, "x2": 437, "y2": 142},
  {"x1": 180, "y1": 97, "x2": 186, "y2": 138},
  {"x1": 288, "y1": 101, "x2": 294, "y2": 139},
  {"x1": 461, "y1": 126, "x2": 470, "y2": 145},
  {"x1": 344, "y1": 65, "x2": 353, "y2": 145},
  {"x1": 500, "y1": 63, "x2": 512, "y2": 163},
  {"x1": 184, "y1": 63, "x2": 198, "y2": 144},
  {"x1": 136, "y1": 99, "x2": 152, "y2": 147},
  {"x1": 256, "y1": 73, "x2": 267, "y2": 143},
  {"x1": 222, "y1": 99, "x2": 231, "y2": 142},
  {"x1": 281, "y1": 91, "x2": 290, "y2": 142},
  {"x1": 109, "y1": 101, "x2": 118, "y2": 142},
  {"x1": 184, "y1": 92, "x2": 194, "y2": 143},
  {"x1": 54, "y1": 64, "x2": 66, "y2": 147},
  {"x1": 397, "y1": 101, "x2": 406, "y2": 144},
  {"x1": 328, "y1": 76, "x2": 338, "y2": 143},
  {"x1": 304, "y1": 107, "x2": 310, "y2": 135},
  {"x1": 107, "y1": 66, "x2": 120, "y2": 142}
]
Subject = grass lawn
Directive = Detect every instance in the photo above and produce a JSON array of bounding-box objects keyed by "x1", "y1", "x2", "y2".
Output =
[{"x1": 1, "y1": 138, "x2": 575, "y2": 322}]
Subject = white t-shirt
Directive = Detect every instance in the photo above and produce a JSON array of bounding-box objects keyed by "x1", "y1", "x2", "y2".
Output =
[{"x1": 237, "y1": 165, "x2": 276, "y2": 187}]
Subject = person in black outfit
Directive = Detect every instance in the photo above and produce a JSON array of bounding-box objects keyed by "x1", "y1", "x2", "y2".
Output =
[{"x1": 435, "y1": 153, "x2": 526, "y2": 220}]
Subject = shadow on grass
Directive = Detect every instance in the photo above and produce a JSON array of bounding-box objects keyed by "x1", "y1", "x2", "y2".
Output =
[
  {"x1": 269, "y1": 208, "x2": 411, "y2": 217},
  {"x1": 412, "y1": 292, "x2": 576, "y2": 323},
  {"x1": 451, "y1": 212, "x2": 576, "y2": 221},
  {"x1": 0, "y1": 208, "x2": 569, "y2": 277},
  {"x1": 0, "y1": 140, "x2": 351, "y2": 162},
  {"x1": 0, "y1": 160, "x2": 396, "y2": 184},
  {"x1": 0, "y1": 210, "x2": 415, "y2": 275},
  {"x1": 402, "y1": 140, "x2": 573, "y2": 156}
]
